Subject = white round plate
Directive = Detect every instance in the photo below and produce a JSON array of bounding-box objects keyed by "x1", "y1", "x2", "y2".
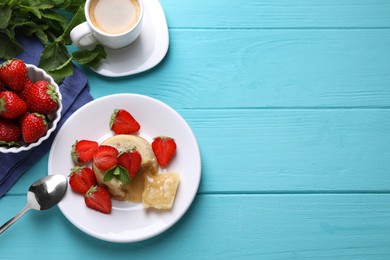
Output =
[
  {"x1": 92, "y1": 0, "x2": 169, "y2": 77},
  {"x1": 48, "y1": 94, "x2": 201, "y2": 243}
]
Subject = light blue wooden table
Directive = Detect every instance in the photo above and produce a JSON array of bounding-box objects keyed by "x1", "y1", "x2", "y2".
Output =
[{"x1": 1, "y1": 0, "x2": 390, "y2": 258}]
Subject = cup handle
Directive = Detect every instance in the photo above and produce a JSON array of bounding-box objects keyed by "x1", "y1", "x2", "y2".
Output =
[{"x1": 70, "y1": 22, "x2": 97, "y2": 48}]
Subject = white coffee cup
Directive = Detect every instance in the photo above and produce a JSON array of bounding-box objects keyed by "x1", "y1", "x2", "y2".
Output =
[{"x1": 70, "y1": 0, "x2": 144, "y2": 49}]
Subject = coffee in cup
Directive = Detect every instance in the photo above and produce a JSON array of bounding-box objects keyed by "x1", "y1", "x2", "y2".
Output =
[
  {"x1": 70, "y1": 0, "x2": 144, "y2": 49},
  {"x1": 89, "y1": 0, "x2": 141, "y2": 35}
]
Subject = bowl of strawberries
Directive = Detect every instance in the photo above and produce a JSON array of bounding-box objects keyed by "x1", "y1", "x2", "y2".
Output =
[{"x1": 0, "y1": 59, "x2": 62, "y2": 153}]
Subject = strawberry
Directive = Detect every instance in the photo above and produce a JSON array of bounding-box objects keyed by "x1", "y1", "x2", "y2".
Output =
[
  {"x1": 0, "y1": 91, "x2": 27, "y2": 119},
  {"x1": 109, "y1": 109, "x2": 140, "y2": 134},
  {"x1": 25, "y1": 80, "x2": 59, "y2": 115},
  {"x1": 0, "y1": 59, "x2": 28, "y2": 93},
  {"x1": 0, "y1": 118, "x2": 21, "y2": 145},
  {"x1": 21, "y1": 113, "x2": 48, "y2": 143},
  {"x1": 118, "y1": 147, "x2": 142, "y2": 178},
  {"x1": 71, "y1": 139, "x2": 99, "y2": 164},
  {"x1": 68, "y1": 166, "x2": 97, "y2": 195},
  {"x1": 84, "y1": 185, "x2": 112, "y2": 214},
  {"x1": 152, "y1": 136, "x2": 177, "y2": 167},
  {"x1": 93, "y1": 145, "x2": 119, "y2": 171},
  {"x1": 19, "y1": 78, "x2": 34, "y2": 101}
]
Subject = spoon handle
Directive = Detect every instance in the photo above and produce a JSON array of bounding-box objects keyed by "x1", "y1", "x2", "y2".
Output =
[{"x1": 0, "y1": 205, "x2": 30, "y2": 234}]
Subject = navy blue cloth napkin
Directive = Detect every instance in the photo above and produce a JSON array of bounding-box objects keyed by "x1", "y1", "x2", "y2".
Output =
[{"x1": 0, "y1": 35, "x2": 93, "y2": 197}]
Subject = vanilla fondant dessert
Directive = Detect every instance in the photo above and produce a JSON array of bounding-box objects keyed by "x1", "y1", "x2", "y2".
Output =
[{"x1": 93, "y1": 134, "x2": 158, "y2": 202}]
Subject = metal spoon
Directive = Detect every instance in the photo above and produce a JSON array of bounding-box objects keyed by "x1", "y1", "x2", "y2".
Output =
[{"x1": 0, "y1": 175, "x2": 67, "y2": 234}]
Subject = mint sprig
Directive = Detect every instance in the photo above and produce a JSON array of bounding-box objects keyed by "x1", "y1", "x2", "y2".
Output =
[
  {"x1": 0, "y1": 0, "x2": 106, "y2": 84},
  {"x1": 103, "y1": 165, "x2": 131, "y2": 185}
]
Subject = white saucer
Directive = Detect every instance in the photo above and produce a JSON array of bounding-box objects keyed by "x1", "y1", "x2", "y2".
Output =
[{"x1": 92, "y1": 0, "x2": 169, "y2": 77}]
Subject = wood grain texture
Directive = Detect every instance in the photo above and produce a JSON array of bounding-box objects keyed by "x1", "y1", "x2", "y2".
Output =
[
  {"x1": 85, "y1": 30, "x2": 390, "y2": 108},
  {"x1": 1, "y1": 194, "x2": 390, "y2": 259},
  {"x1": 187, "y1": 109, "x2": 390, "y2": 193},
  {"x1": 161, "y1": 0, "x2": 390, "y2": 28}
]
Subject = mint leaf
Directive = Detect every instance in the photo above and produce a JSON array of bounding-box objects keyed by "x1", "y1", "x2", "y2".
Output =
[
  {"x1": 32, "y1": 28, "x2": 50, "y2": 45},
  {"x1": 103, "y1": 168, "x2": 116, "y2": 182},
  {"x1": 72, "y1": 44, "x2": 106, "y2": 69},
  {"x1": 103, "y1": 173, "x2": 114, "y2": 183},
  {"x1": 0, "y1": 0, "x2": 13, "y2": 7},
  {"x1": 20, "y1": 0, "x2": 56, "y2": 11},
  {"x1": 19, "y1": 4, "x2": 42, "y2": 19},
  {"x1": 102, "y1": 166, "x2": 130, "y2": 185},
  {"x1": 84, "y1": 45, "x2": 107, "y2": 69},
  {"x1": 63, "y1": 0, "x2": 82, "y2": 13},
  {"x1": 0, "y1": 6, "x2": 12, "y2": 29},
  {"x1": 39, "y1": 42, "x2": 73, "y2": 83},
  {"x1": 39, "y1": 42, "x2": 70, "y2": 70},
  {"x1": 41, "y1": 10, "x2": 67, "y2": 24},
  {"x1": 47, "y1": 56, "x2": 73, "y2": 84},
  {"x1": 118, "y1": 168, "x2": 131, "y2": 185},
  {"x1": 0, "y1": 32, "x2": 23, "y2": 59},
  {"x1": 58, "y1": 5, "x2": 85, "y2": 45},
  {"x1": 15, "y1": 21, "x2": 50, "y2": 45}
]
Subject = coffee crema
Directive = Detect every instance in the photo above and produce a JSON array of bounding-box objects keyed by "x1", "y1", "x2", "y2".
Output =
[{"x1": 89, "y1": 0, "x2": 140, "y2": 35}]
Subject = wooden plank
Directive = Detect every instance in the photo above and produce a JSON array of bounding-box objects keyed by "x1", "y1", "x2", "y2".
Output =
[
  {"x1": 186, "y1": 109, "x2": 390, "y2": 192},
  {"x1": 161, "y1": 0, "x2": 390, "y2": 28},
  {"x1": 6, "y1": 109, "x2": 390, "y2": 194},
  {"x1": 1, "y1": 194, "x2": 390, "y2": 258},
  {"x1": 86, "y1": 29, "x2": 390, "y2": 108}
]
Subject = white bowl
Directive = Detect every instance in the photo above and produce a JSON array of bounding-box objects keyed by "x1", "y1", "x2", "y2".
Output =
[{"x1": 0, "y1": 64, "x2": 63, "y2": 153}]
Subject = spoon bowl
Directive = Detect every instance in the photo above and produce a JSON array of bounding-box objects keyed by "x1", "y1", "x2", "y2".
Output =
[{"x1": 0, "y1": 175, "x2": 67, "y2": 234}]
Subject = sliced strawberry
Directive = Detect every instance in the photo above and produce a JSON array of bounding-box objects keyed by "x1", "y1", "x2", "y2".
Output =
[
  {"x1": 71, "y1": 139, "x2": 99, "y2": 164},
  {"x1": 68, "y1": 166, "x2": 97, "y2": 194},
  {"x1": 0, "y1": 59, "x2": 28, "y2": 93},
  {"x1": 21, "y1": 113, "x2": 48, "y2": 143},
  {"x1": 109, "y1": 109, "x2": 140, "y2": 134},
  {"x1": 93, "y1": 145, "x2": 119, "y2": 171},
  {"x1": 152, "y1": 136, "x2": 177, "y2": 167},
  {"x1": 84, "y1": 185, "x2": 112, "y2": 214},
  {"x1": 118, "y1": 147, "x2": 142, "y2": 178}
]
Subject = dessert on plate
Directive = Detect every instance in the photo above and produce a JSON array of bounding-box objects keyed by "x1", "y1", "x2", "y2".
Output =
[
  {"x1": 69, "y1": 108, "x2": 180, "y2": 214},
  {"x1": 93, "y1": 134, "x2": 158, "y2": 202}
]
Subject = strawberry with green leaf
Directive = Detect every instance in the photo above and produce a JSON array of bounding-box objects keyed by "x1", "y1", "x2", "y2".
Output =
[
  {"x1": 0, "y1": 91, "x2": 27, "y2": 119},
  {"x1": 110, "y1": 109, "x2": 140, "y2": 134},
  {"x1": 21, "y1": 113, "x2": 48, "y2": 143},
  {"x1": 25, "y1": 80, "x2": 59, "y2": 115},
  {"x1": 84, "y1": 185, "x2": 112, "y2": 214},
  {"x1": 71, "y1": 139, "x2": 99, "y2": 164},
  {"x1": 118, "y1": 147, "x2": 142, "y2": 178},
  {"x1": 0, "y1": 59, "x2": 28, "y2": 93},
  {"x1": 69, "y1": 166, "x2": 97, "y2": 195},
  {"x1": 102, "y1": 147, "x2": 142, "y2": 185}
]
